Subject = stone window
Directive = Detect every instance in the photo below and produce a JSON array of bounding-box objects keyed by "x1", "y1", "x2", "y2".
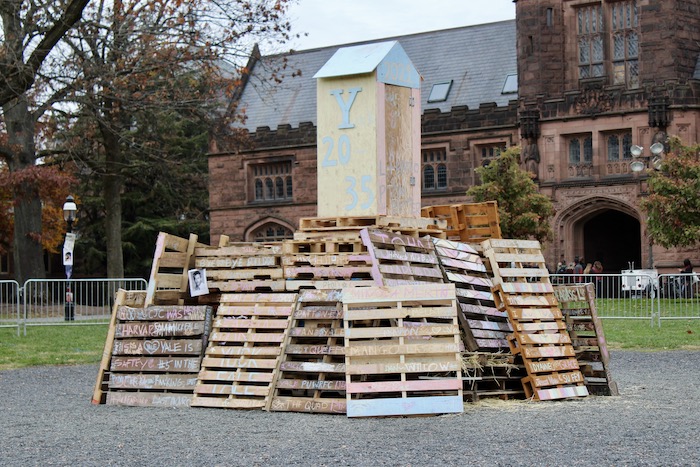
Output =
[
  {"x1": 606, "y1": 131, "x2": 633, "y2": 161},
  {"x1": 250, "y1": 161, "x2": 293, "y2": 203},
  {"x1": 251, "y1": 222, "x2": 293, "y2": 241},
  {"x1": 568, "y1": 135, "x2": 593, "y2": 164},
  {"x1": 422, "y1": 148, "x2": 447, "y2": 191},
  {"x1": 576, "y1": 1, "x2": 639, "y2": 88},
  {"x1": 577, "y1": 4, "x2": 605, "y2": 79},
  {"x1": 479, "y1": 144, "x2": 506, "y2": 167},
  {"x1": 611, "y1": 1, "x2": 639, "y2": 88}
]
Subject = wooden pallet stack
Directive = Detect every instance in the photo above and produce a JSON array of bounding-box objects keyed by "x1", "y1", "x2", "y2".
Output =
[
  {"x1": 553, "y1": 283, "x2": 619, "y2": 396},
  {"x1": 361, "y1": 228, "x2": 445, "y2": 286},
  {"x1": 191, "y1": 292, "x2": 296, "y2": 409},
  {"x1": 145, "y1": 232, "x2": 203, "y2": 305},
  {"x1": 421, "y1": 201, "x2": 501, "y2": 245},
  {"x1": 270, "y1": 289, "x2": 347, "y2": 414},
  {"x1": 195, "y1": 241, "x2": 286, "y2": 293},
  {"x1": 342, "y1": 284, "x2": 464, "y2": 417},
  {"x1": 431, "y1": 238, "x2": 525, "y2": 401},
  {"x1": 92, "y1": 289, "x2": 213, "y2": 407},
  {"x1": 482, "y1": 238, "x2": 588, "y2": 401}
]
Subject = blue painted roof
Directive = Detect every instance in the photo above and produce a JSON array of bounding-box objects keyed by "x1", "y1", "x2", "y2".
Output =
[{"x1": 236, "y1": 20, "x2": 517, "y2": 132}]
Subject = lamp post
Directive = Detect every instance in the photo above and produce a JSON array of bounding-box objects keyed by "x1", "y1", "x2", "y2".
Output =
[{"x1": 62, "y1": 196, "x2": 77, "y2": 321}]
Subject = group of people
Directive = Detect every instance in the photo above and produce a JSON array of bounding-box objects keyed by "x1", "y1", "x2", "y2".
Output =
[{"x1": 554, "y1": 257, "x2": 603, "y2": 281}]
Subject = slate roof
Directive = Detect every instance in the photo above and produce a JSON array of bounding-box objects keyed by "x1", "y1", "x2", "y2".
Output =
[{"x1": 236, "y1": 20, "x2": 517, "y2": 132}]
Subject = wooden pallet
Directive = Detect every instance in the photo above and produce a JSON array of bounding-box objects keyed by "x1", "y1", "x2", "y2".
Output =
[
  {"x1": 95, "y1": 297, "x2": 212, "y2": 407},
  {"x1": 299, "y1": 215, "x2": 446, "y2": 231},
  {"x1": 360, "y1": 228, "x2": 445, "y2": 286},
  {"x1": 553, "y1": 283, "x2": 619, "y2": 396},
  {"x1": 421, "y1": 201, "x2": 501, "y2": 243},
  {"x1": 342, "y1": 284, "x2": 463, "y2": 417},
  {"x1": 270, "y1": 289, "x2": 347, "y2": 414},
  {"x1": 195, "y1": 242, "x2": 286, "y2": 293},
  {"x1": 284, "y1": 235, "x2": 366, "y2": 254},
  {"x1": 191, "y1": 293, "x2": 296, "y2": 409},
  {"x1": 92, "y1": 289, "x2": 147, "y2": 404},
  {"x1": 145, "y1": 232, "x2": 204, "y2": 305},
  {"x1": 461, "y1": 352, "x2": 526, "y2": 402},
  {"x1": 482, "y1": 239, "x2": 588, "y2": 401},
  {"x1": 432, "y1": 238, "x2": 511, "y2": 352}
]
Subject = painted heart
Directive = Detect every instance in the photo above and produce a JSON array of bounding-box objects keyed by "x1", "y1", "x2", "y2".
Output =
[{"x1": 143, "y1": 340, "x2": 160, "y2": 354}]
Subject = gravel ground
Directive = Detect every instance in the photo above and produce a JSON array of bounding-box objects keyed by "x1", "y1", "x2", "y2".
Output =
[{"x1": 1, "y1": 350, "x2": 698, "y2": 467}]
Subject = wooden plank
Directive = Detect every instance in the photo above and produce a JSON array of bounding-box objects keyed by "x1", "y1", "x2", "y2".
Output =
[
  {"x1": 115, "y1": 321, "x2": 205, "y2": 338},
  {"x1": 108, "y1": 373, "x2": 198, "y2": 390},
  {"x1": 110, "y1": 356, "x2": 201, "y2": 372},
  {"x1": 284, "y1": 344, "x2": 345, "y2": 355},
  {"x1": 112, "y1": 339, "x2": 203, "y2": 355},
  {"x1": 346, "y1": 359, "x2": 461, "y2": 375},
  {"x1": 200, "y1": 357, "x2": 279, "y2": 369},
  {"x1": 274, "y1": 379, "x2": 346, "y2": 391},
  {"x1": 513, "y1": 321, "x2": 565, "y2": 332},
  {"x1": 197, "y1": 370, "x2": 274, "y2": 383},
  {"x1": 525, "y1": 358, "x2": 580, "y2": 373},
  {"x1": 92, "y1": 289, "x2": 128, "y2": 404},
  {"x1": 345, "y1": 324, "x2": 459, "y2": 339},
  {"x1": 347, "y1": 379, "x2": 461, "y2": 394},
  {"x1": 116, "y1": 305, "x2": 209, "y2": 321},
  {"x1": 213, "y1": 318, "x2": 290, "y2": 329},
  {"x1": 346, "y1": 395, "x2": 463, "y2": 417},
  {"x1": 341, "y1": 283, "x2": 456, "y2": 304},
  {"x1": 521, "y1": 345, "x2": 575, "y2": 359},
  {"x1": 208, "y1": 268, "x2": 284, "y2": 280},
  {"x1": 106, "y1": 392, "x2": 192, "y2": 408},
  {"x1": 508, "y1": 307, "x2": 563, "y2": 320},
  {"x1": 279, "y1": 361, "x2": 346, "y2": 373},
  {"x1": 529, "y1": 371, "x2": 585, "y2": 387},
  {"x1": 344, "y1": 305, "x2": 456, "y2": 321},
  {"x1": 196, "y1": 383, "x2": 270, "y2": 397},
  {"x1": 204, "y1": 346, "x2": 281, "y2": 357},
  {"x1": 535, "y1": 385, "x2": 588, "y2": 400},
  {"x1": 196, "y1": 255, "x2": 279, "y2": 269},
  {"x1": 208, "y1": 332, "x2": 285, "y2": 343},
  {"x1": 517, "y1": 333, "x2": 571, "y2": 345},
  {"x1": 270, "y1": 396, "x2": 346, "y2": 414},
  {"x1": 220, "y1": 293, "x2": 298, "y2": 304}
]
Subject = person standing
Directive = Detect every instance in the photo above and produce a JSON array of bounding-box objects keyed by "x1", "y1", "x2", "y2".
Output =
[
  {"x1": 573, "y1": 256, "x2": 584, "y2": 283},
  {"x1": 591, "y1": 260, "x2": 604, "y2": 298},
  {"x1": 679, "y1": 258, "x2": 694, "y2": 298}
]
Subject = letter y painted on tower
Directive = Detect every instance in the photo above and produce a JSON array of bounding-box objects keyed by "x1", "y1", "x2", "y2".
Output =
[{"x1": 330, "y1": 87, "x2": 362, "y2": 129}]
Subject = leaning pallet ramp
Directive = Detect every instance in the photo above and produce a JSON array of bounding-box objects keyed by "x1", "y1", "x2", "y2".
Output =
[
  {"x1": 145, "y1": 232, "x2": 205, "y2": 306},
  {"x1": 431, "y1": 237, "x2": 511, "y2": 352},
  {"x1": 191, "y1": 292, "x2": 296, "y2": 409},
  {"x1": 482, "y1": 238, "x2": 588, "y2": 401},
  {"x1": 92, "y1": 289, "x2": 213, "y2": 407},
  {"x1": 270, "y1": 289, "x2": 347, "y2": 414},
  {"x1": 360, "y1": 228, "x2": 445, "y2": 286},
  {"x1": 342, "y1": 284, "x2": 464, "y2": 418},
  {"x1": 553, "y1": 283, "x2": 619, "y2": 396}
]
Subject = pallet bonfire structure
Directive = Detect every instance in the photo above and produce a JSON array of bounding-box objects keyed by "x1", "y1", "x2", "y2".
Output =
[{"x1": 482, "y1": 238, "x2": 589, "y2": 401}]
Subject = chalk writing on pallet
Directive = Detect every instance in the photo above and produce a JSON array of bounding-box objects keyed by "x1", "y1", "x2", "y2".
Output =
[
  {"x1": 342, "y1": 284, "x2": 463, "y2": 417},
  {"x1": 360, "y1": 228, "x2": 445, "y2": 286},
  {"x1": 553, "y1": 283, "x2": 619, "y2": 396},
  {"x1": 195, "y1": 243, "x2": 286, "y2": 293},
  {"x1": 432, "y1": 238, "x2": 511, "y2": 352},
  {"x1": 191, "y1": 293, "x2": 296, "y2": 409},
  {"x1": 483, "y1": 238, "x2": 588, "y2": 402},
  {"x1": 101, "y1": 303, "x2": 212, "y2": 407},
  {"x1": 270, "y1": 289, "x2": 347, "y2": 414}
]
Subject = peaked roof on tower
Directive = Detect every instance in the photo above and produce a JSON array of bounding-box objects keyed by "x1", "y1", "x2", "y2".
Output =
[{"x1": 235, "y1": 20, "x2": 517, "y2": 132}]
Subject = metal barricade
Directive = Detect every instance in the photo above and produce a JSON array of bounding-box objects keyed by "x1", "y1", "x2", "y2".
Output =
[
  {"x1": 550, "y1": 273, "x2": 658, "y2": 325},
  {"x1": 656, "y1": 273, "x2": 700, "y2": 322},
  {"x1": 0, "y1": 280, "x2": 21, "y2": 335},
  {"x1": 22, "y1": 278, "x2": 148, "y2": 331}
]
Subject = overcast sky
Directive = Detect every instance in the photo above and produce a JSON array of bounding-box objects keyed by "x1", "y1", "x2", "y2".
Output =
[{"x1": 281, "y1": 0, "x2": 516, "y2": 52}]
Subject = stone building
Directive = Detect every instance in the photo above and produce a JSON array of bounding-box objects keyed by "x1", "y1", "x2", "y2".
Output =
[{"x1": 208, "y1": 0, "x2": 700, "y2": 273}]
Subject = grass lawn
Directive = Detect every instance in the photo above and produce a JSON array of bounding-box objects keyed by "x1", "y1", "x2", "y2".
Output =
[{"x1": 0, "y1": 319, "x2": 698, "y2": 371}]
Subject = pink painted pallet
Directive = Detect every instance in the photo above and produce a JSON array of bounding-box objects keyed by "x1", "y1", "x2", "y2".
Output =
[
  {"x1": 360, "y1": 228, "x2": 445, "y2": 286},
  {"x1": 191, "y1": 292, "x2": 296, "y2": 409},
  {"x1": 100, "y1": 300, "x2": 213, "y2": 408},
  {"x1": 270, "y1": 289, "x2": 347, "y2": 414},
  {"x1": 195, "y1": 243, "x2": 286, "y2": 293},
  {"x1": 342, "y1": 284, "x2": 463, "y2": 417},
  {"x1": 482, "y1": 239, "x2": 588, "y2": 401},
  {"x1": 431, "y1": 238, "x2": 511, "y2": 352},
  {"x1": 553, "y1": 283, "x2": 619, "y2": 396}
]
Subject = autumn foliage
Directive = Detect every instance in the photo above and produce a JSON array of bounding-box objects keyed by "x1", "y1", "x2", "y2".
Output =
[
  {"x1": 0, "y1": 165, "x2": 77, "y2": 255},
  {"x1": 641, "y1": 137, "x2": 700, "y2": 248}
]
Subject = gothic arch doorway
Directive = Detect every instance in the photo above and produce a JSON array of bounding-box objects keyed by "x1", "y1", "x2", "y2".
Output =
[
  {"x1": 245, "y1": 217, "x2": 295, "y2": 242},
  {"x1": 556, "y1": 197, "x2": 644, "y2": 273},
  {"x1": 582, "y1": 210, "x2": 641, "y2": 272}
]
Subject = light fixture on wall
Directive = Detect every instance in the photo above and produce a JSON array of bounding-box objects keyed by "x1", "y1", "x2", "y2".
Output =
[{"x1": 630, "y1": 142, "x2": 665, "y2": 172}]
